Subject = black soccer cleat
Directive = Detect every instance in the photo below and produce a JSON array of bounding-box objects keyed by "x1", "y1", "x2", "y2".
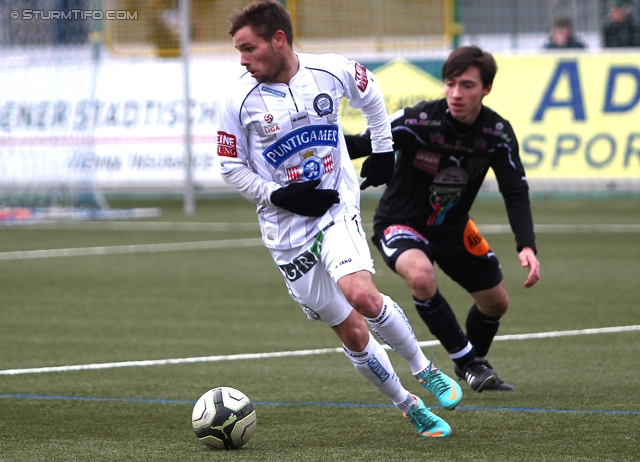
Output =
[
  {"x1": 454, "y1": 359, "x2": 496, "y2": 393},
  {"x1": 479, "y1": 361, "x2": 516, "y2": 391}
]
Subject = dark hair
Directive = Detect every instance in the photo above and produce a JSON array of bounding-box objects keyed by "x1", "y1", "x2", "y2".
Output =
[
  {"x1": 553, "y1": 16, "x2": 573, "y2": 29},
  {"x1": 609, "y1": 0, "x2": 632, "y2": 8},
  {"x1": 228, "y1": 0, "x2": 294, "y2": 45},
  {"x1": 441, "y1": 45, "x2": 497, "y2": 88}
]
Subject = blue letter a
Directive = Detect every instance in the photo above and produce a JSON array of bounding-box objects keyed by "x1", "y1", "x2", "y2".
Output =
[{"x1": 533, "y1": 61, "x2": 585, "y2": 121}]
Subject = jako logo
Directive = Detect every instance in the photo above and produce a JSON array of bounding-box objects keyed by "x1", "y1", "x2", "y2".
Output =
[{"x1": 336, "y1": 258, "x2": 352, "y2": 267}]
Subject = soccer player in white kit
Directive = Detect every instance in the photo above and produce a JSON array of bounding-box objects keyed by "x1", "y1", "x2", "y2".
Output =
[{"x1": 217, "y1": 0, "x2": 462, "y2": 438}]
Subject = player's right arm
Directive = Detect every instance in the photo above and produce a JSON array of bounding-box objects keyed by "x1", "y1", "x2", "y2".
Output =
[{"x1": 216, "y1": 95, "x2": 281, "y2": 208}]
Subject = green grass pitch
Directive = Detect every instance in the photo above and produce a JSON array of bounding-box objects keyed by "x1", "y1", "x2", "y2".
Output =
[{"x1": 1, "y1": 196, "x2": 639, "y2": 461}]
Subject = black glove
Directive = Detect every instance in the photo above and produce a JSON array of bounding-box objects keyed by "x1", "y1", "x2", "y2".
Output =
[
  {"x1": 359, "y1": 151, "x2": 395, "y2": 190},
  {"x1": 271, "y1": 179, "x2": 340, "y2": 217}
]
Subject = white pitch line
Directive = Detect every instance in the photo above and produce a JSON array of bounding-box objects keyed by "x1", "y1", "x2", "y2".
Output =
[
  {"x1": 5, "y1": 221, "x2": 640, "y2": 233},
  {"x1": 7, "y1": 221, "x2": 259, "y2": 232},
  {"x1": 0, "y1": 238, "x2": 264, "y2": 260},
  {"x1": 0, "y1": 325, "x2": 637, "y2": 376},
  {"x1": 483, "y1": 224, "x2": 640, "y2": 234},
  {"x1": 3, "y1": 223, "x2": 639, "y2": 261}
]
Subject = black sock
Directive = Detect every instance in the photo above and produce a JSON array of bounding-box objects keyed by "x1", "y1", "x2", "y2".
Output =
[
  {"x1": 466, "y1": 303, "x2": 501, "y2": 358},
  {"x1": 413, "y1": 290, "x2": 475, "y2": 368}
]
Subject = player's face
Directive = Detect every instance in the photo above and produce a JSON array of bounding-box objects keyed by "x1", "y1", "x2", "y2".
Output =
[
  {"x1": 233, "y1": 25, "x2": 287, "y2": 84},
  {"x1": 444, "y1": 66, "x2": 491, "y2": 125}
]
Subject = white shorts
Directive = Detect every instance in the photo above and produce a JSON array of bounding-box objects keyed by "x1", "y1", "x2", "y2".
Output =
[{"x1": 269, "y1": 214, "x2": 375, "y2": 327}]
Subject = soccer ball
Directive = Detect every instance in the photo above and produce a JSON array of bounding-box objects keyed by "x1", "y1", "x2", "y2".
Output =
[{"x1": 191, "y1": 386, "x2": 257, "y2": 450}]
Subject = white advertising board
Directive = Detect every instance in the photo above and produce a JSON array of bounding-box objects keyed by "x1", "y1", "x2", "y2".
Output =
[{"x1": 0, "y1": 56, "x2": 244, "y2": 190}]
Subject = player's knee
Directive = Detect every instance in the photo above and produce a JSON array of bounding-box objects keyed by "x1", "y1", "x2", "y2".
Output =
[
  {"x1": 338, "y1": 274, "x2": 382, "y2": 316},
  {"x1": 347, "y1": 289, "x2": 382, "y2": 317},
  {"x1": 334, "y1": 317, "x2": 370, "y2": 351},
  {"x1": 483, "y1": 295, "x2": 509, "y2": 317},
  {"x1": 406, "y1": 270, "x2": 437, "y2": 299}
]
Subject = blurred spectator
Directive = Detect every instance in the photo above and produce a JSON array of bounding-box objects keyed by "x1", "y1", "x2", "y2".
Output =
[
  {"x1": 543, "y1": 16, "x2": 587, "y2": 49},
  {"x1": 54, "y1": 0, "x2": 90, "y2": 45},
  {"x1": 148, "y1": 0, "x2": 180, "y2": 58},
  {"x1": 143, "y1": 0, "x2": 213, "y2": 58},
  {"x1": 603, "y1": 0, "x2": 639, "y2": 47}
]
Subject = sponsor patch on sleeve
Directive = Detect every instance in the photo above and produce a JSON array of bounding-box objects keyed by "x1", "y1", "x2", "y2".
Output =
[
  {"x1": 217, "y1": 131, "x2": 237, "y2": 158},
  {"x1": 354, "y1": 62, "x2": 368, "y2": 92}
]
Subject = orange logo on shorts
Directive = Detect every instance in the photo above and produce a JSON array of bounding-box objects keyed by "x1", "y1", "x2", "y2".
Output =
[{"x1": 464, "y1": 219, "x2": 490, "y2": 256}]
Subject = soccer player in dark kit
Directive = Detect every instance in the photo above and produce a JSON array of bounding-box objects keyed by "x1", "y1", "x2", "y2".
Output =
[{"x1": 346, "y1": 45, "x2": 540, "y2": 392}]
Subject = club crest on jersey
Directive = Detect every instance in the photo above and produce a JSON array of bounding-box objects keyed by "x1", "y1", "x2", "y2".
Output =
[
  {"x1": 286, "y1": 152, "x2": 335, "y2": 183},
  {"x1": 313, "y1": 93, "x2": 333, "y2": 116},
  {"x1": 467, "y1": 158, "x2": 488, "y2": 178}
]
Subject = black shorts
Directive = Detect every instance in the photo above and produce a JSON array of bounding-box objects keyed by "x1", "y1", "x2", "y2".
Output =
[{"x1": 372, "y1": 218, "x2": 503, "y2": 293}]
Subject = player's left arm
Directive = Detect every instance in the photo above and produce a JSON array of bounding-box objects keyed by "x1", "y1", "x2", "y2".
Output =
[
  {"x1": 342, "y1": 60, "x2": 395, "y2": 189},
  {"x1": 492, "y1": 122, "x2": 540, "y2": 288},
  {"x1": 344, "y1": 133, "x2": 372, "y2": 159},
  {"x1": 518, "y1": 246, "x2": 540, "y2": 288}
]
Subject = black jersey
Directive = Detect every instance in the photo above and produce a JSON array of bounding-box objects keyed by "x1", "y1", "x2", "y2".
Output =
[{"x1": 346, "y1": 98, "x2": 536, "y2": 253}]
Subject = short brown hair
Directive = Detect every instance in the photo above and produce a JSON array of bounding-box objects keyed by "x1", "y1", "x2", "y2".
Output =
[
  {"x1": 228, "y1": 0, "x2": 294, "y2": 45},
  {"x1": 553, "y1": 16, "x2": 573, "y2": 29},
  {"x1": 442, "y1": 46, "x2": 497, "y2": 88}
]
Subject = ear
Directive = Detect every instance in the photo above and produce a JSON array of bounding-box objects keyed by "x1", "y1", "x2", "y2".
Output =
[
  {"x1": 272, "y1": 30, "x2": 287, "y2": 49},
  {"x1": 483, "y1": 84, "x2": 492, "y2": 97}
]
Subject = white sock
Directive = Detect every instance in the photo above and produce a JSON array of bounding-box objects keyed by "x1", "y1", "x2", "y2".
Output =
[
  {"x1": 365, "y1": 294, "x2": 430, "y2": 375},
  {"x1": 343, "y1": 332, "x2": 412, "y2": 408},
  {"x1": 396, "y1": 393, "x2": 417, "y2": 415}
]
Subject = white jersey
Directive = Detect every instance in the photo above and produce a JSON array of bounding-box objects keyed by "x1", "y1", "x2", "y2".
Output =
[{"x1": 216, "y1": 52, "x2": 392, "y2": 250}]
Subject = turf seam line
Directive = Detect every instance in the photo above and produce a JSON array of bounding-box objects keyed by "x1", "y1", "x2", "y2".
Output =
[
  {"x1": 0, "y1": 238, "x2": 264, "y2": 260},
  {"x1": 4, "y1": 222, "x2": 640, "y2": 233},
  {"x1": 0, "y1": 393, "x2": 637, "y2": 416},
  {"x1": 2, "y1": 224, "x2": 639, "y2": 260},
  {"x1": 0, "y1": 324, "x2": 638, "y2": 376}
]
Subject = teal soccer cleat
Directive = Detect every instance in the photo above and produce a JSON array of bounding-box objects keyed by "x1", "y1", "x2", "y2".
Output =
[
  {"x1": 403, "y1": 395, "x2": 452, "y2": 438},
  {"x1": 416, "y1": 362, "x2": 463, "y2": 410}
]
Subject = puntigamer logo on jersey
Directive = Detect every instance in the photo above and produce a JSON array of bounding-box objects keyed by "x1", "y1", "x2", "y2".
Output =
[
  {"x1": 217, "y1": 131, "x2": 237, "y2": 158},
  {"x1": 262, "y1": 125, "x2": 339, "y2": 168}
]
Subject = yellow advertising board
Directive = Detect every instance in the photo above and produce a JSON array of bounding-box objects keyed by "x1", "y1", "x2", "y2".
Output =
[
  {"x1": 341, "y1": 54, "x2": 640, "y2": 180},
  {"x1": 489, "y1": 54, "x2": 640, "y2": 179}
]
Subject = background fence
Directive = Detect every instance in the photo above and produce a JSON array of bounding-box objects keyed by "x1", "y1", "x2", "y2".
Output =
[
  {"x1": 4, "y1": 0, "x2": 638, "y2": 54},
  {"x1": 0, "y1": 0, "x2": 639, "y2": 215}
]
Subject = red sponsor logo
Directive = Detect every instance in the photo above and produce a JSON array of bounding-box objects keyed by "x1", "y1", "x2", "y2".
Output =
[
  {"x1": 384, "y1": 224, "x2": 427, "y2": 242},
  {"x1": 264, "y1": 113, "x2": 274, "y2": 123},
  {"x1": 354, "y1": 62, "x2": 368, "y2": 92},
  {"x1": 264, "y1": 123, "x2": 281, "y2": 134},
  {"x1": 217, "y1": 131, "x2": 237, "y2": 158},
  {"x1": 413, "y1": 150, "x2": 440, "y2": 174}
]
